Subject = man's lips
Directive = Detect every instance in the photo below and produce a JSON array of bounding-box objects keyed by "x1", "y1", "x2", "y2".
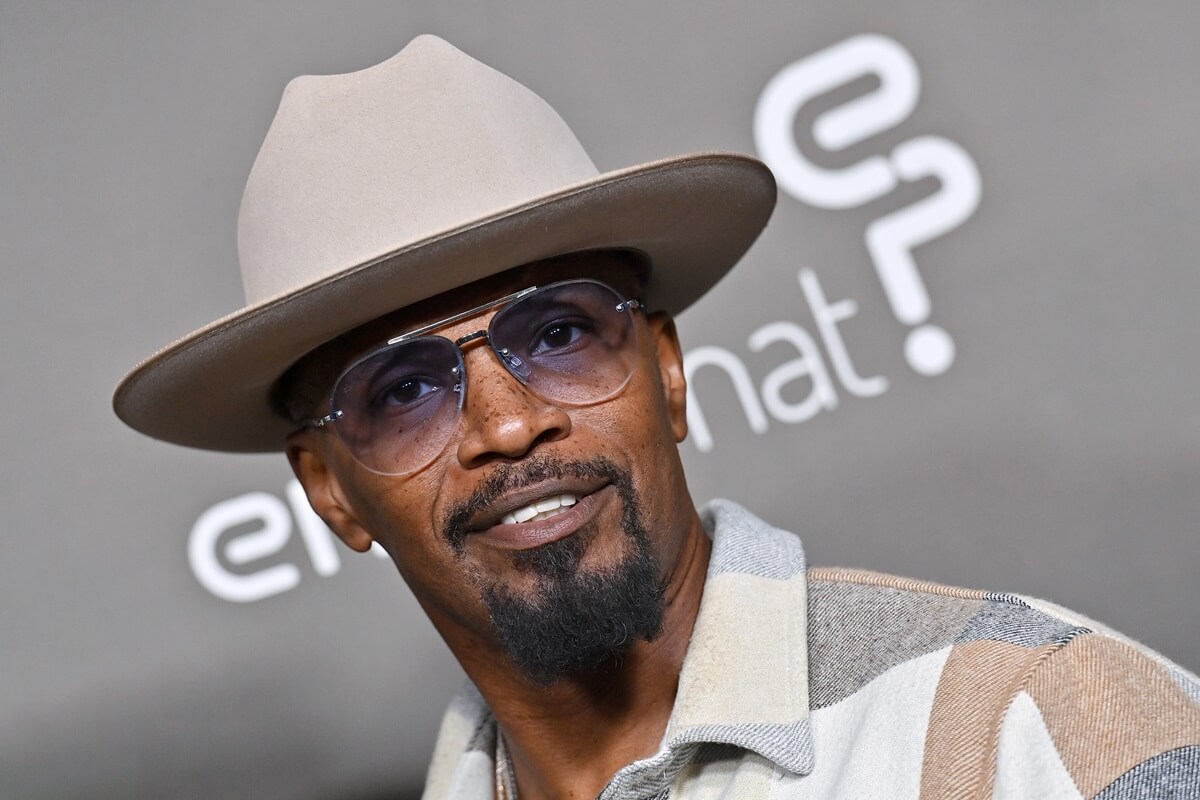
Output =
[{"x1": 468, "y1": 482, "x2": 612, "y2": 551}]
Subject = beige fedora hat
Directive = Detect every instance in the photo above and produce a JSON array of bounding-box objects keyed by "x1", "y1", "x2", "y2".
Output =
[{"x1": 113, "y1": 34, "x2": 776, "y2": 452}]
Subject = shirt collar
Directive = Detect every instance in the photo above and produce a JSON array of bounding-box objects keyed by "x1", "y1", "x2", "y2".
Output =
[{"x1": 660, "y1": 499, "x2": 815, "y2": 776}]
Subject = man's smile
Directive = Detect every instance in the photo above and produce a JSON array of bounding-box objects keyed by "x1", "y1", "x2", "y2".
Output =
[
  {"x1": 468, "y1": 482, "x2": 614, "y2": 551},
  {"x1": 501, "y1": 492, "x2": 578, "y2": 525}
]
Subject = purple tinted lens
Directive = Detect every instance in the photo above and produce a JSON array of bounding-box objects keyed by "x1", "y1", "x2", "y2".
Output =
[
  {"x1": 488, "y1": 280, "x2": 637, "y2": 406},
  {"x1": 330, "y1": 336, "x2": 463, "y2": 475}
]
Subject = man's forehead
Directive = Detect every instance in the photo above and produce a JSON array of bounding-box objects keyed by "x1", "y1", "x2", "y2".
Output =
[{"x1": 280, "y1": 249, "x2": 647, "y2": 410}]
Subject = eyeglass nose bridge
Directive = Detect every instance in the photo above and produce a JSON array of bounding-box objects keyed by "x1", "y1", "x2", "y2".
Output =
[
  {"x1": 449, "y1": 330, "x2": 531, "y2": 395},
  {"x1": 453, "y1": 329, "x2": 489, "y2": 348}
]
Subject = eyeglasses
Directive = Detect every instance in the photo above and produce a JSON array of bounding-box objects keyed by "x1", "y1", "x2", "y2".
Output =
[{"x1": 303, "y1": 279, "x2": 643, "y2": 476}]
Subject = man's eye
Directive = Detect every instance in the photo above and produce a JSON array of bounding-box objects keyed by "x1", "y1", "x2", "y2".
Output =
[
  {"x1": 532, "y1": 317, "x2": 594, "y2": 353},
  {"x1": 375, "y1": 376, "x2": 439, "y2": 408}
]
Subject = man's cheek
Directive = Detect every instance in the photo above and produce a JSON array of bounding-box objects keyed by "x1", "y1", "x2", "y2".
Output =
[
  {"x1": 578, "y1": 402, "x2": 649, "y2": 447},
  {"x1": 367, "y1": 472, "x2": 445, "y2": 537}
]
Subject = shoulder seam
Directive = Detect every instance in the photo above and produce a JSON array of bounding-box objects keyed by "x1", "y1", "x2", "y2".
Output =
[{"x1": 809, "y1": 566, "x2": 1016, "y2": 605}]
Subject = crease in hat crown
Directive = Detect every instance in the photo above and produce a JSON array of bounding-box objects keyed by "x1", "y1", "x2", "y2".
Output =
[{"x1": 238, "y1": 34, "x2": 600, "y2": 305}]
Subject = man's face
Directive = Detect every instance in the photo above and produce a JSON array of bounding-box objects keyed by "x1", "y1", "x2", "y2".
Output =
[{"x1": 286, "y1": 251, "x2": 693, "y2": 683}]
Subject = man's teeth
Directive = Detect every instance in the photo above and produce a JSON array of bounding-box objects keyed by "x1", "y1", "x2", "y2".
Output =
[{"x1": 501, "y1": 494, "x2": 578, "y2": 525}]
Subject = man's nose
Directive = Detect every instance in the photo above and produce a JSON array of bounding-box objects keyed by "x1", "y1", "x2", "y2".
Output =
[{"x1": 454, "y1": 347, "x2": 571, "y2": 468}]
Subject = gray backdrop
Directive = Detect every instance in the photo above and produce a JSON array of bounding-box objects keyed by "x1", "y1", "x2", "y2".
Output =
[{"x1": 3, "y1": 2, "x2": 1197, "y2": 798}]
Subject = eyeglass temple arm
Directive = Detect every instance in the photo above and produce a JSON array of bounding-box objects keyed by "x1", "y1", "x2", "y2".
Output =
[{"x1": 301, "y1": 409, "x2": 343, "y2": 429}]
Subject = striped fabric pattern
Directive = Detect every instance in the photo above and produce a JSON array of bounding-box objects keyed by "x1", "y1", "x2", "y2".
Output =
[{"x1": 421, "y1": 500, "x2": 1200, "y2": 799}]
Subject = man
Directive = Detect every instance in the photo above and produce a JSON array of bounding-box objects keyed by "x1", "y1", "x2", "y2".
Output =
[{"x1": 115, "y1": 35, "x2": 1200, "y2": 799}]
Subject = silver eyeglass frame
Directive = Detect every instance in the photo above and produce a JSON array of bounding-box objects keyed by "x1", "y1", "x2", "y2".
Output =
[{"x1": 301, "y1": 280, "x2": 643, "y2": 431}]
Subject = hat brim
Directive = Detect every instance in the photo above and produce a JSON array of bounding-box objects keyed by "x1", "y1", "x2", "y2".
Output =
[{"x1": 113, "y1": 153, "x2": 776, "y2": 452}]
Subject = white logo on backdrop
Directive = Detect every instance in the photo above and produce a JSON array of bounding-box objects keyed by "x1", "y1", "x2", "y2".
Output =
[
  {"x1": 684, "y1": 33, "x2": 981, "y2": 453},
  {"x1": 189, "y1": 33, "x2": 981, "y2": 602},
  {"x1": 189, "y1": 480, "x2": 388, "y2": 603}
]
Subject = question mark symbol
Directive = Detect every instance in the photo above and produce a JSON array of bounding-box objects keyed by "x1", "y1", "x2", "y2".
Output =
[{"x1": 866, "y1": 137, "x2": 981, "y2": 376}]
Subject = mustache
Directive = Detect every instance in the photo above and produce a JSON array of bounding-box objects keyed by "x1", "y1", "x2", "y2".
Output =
[{"x1": 442, "y1": 455, "x2": 626, "y2": 553}]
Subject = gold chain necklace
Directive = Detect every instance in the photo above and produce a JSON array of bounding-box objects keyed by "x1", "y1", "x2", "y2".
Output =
[{"x1": 495, "y1": 731, "x2": 514, "y2": 800}]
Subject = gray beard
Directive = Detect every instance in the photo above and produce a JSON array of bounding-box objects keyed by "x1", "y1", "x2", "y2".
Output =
[{"x1": 444, "y1": 456, "x2": 666, "y2": 686}]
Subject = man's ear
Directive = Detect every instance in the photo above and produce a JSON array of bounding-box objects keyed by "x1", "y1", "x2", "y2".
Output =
[
  {"x1": 647, "y1": 312, "x2": 689, "y2": 443},
  {"x1": 286, "y1": 432, "x2": 376, "y2": 553}
]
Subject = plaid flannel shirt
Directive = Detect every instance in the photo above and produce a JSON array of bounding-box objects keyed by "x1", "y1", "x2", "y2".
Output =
[{"x1": 423, "y1": 500, "x2": 1200, "y2": 799}]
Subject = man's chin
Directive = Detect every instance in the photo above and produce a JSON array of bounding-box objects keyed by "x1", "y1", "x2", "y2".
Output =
[{"x1": 481, "y1": 518, "x2": 665, "y2": 686}]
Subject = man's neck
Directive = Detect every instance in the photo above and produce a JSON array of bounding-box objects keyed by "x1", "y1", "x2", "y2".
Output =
[{"x1": 461, "y1": 514, "x2": 712, "y2": 800}]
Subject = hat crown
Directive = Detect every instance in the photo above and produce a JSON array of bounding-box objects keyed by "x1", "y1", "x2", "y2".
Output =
[{"x1": 237, "y1": 35, "x2": 598, "y2": 304}]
